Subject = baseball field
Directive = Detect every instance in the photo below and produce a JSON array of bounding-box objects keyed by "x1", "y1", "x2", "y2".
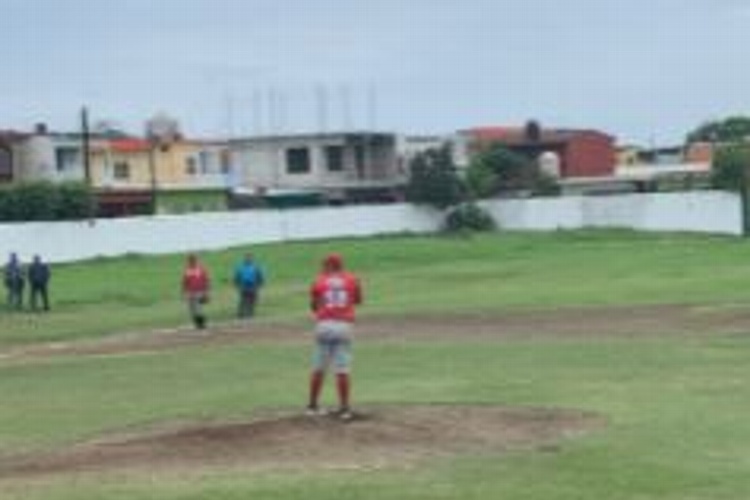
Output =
[{"x1": 1, "y1": 230, "x2": 750, "y2": 499}]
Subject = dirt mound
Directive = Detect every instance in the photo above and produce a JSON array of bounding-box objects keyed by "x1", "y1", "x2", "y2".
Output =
[{"x1": 0, "y1": 405, "x2": 604, "y2": 478}]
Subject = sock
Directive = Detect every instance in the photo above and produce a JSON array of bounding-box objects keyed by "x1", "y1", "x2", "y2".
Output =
[
  {"x1": 309, "y1": 371, "x2": 324, "y2": 408},
  {"x1": 336, "y1": 373, "x2": 350, "y2": 410}
]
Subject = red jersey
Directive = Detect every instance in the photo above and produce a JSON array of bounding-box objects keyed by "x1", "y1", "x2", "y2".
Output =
[
  {"x1": 310, "y1": 271, "x2": 362, "y2": 322},
  {"x1": 183, "y1": 264, "x2": 209, "y2": 294}
]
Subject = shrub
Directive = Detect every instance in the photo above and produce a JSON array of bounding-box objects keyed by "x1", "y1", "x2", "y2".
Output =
[
  {"x1": 0, "y1": 181, "x2": 94, "y2": 222},
  {"x1": 406, "y1": 146, "x2": 466, "y2": 209},
  {"x1": 467, "y1": 144, "x2": 559, "y2": 198},
  {"x1": 443, "y1": 202, "x2": 497, "y2": 233},
  {"x1": 56, "y1": 182, "x2": 96, "y2": 219},
  {"x1": 13, "y1": 181, "x2": 59, "y2": 221}
]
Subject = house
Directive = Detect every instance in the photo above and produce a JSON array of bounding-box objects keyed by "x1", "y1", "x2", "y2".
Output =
[
  {"x1": 7, "y1": 124, "x2": 232, "y2": 216},
  {"x1": 455, "y1": 124, "x2": 617, "y2": 178},
  {"x1": 684, "y1": 142, "x2": 714, "y2": 164},
  {"x1": 230, "y1": 132, "x2": 403, "y2": 205},
  {"x1": 90, "y1": 138, "x2": 233, "y2": 216},
  {"x1": 636, "y1": 146, "x2": 684, "y2": 165},
  {"x1": 0, "y1": 131, "x2": 26, "y2": 183},
  {"x1": 10, "y1": 124, "x2": 104, "y2": 184}
]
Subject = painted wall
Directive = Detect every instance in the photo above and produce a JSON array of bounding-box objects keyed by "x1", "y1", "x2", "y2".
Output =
[
  {"x1": 0, "y1": 191, "x2": 741, "y2": 264},
  {"x1": 564, "y1": 133, "x2": 616, "y2": 178}
]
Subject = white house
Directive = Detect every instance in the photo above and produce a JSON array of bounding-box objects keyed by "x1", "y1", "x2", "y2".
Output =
[{"x1": 230, "y1": 132, "x2": 404, "y2": 203}]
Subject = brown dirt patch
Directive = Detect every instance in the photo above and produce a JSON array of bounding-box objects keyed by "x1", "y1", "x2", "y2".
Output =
[
  {"x1": 0, "y1": 405, "x2": 604, "y2": 478},
  {"x1": 2, "y1": 303, "x2": 749, "y2": 362}
]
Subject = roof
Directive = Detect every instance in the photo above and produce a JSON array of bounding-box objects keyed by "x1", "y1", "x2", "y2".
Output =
[
  {"x1": 110, "y1": 139, "x2": 151, "y2": 153},
  {"x1": 230, "y1": 131, "x2": 397, "y2": 145},
  {"x1": 0, "y1": 130, "x2": 30, "y2": 143},
  {"x1": 463, "y1": 126, "x2": 614, "y2": 145}
]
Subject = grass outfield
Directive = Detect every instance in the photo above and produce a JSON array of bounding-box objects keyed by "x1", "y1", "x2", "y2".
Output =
[
  {"x1": 1, "y1": 230, "x2": 750, "y2": 498},
  {"x1": 3, "y1": 229, "x2": 750, "y2": 345}
]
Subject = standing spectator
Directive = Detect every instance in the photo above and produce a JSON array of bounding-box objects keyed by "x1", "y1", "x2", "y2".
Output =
[
  {"x1": 233, "y1": 253, "x2": 265, "y2": 319},
  {"x1": 28, "y1": 255, "x2": 51, "y2": 312},
  {"x1": 181, "y1": 254, "x2": 210, "y2": 329},
  {"x1": 4, "y1": 253, "x2": 25, "y2": 310},
  {"x1": 307, "y1": 253, "x2": 363, "y2": 420}
]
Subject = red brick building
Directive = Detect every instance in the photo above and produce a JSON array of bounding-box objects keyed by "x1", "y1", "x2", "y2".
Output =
[
  {"x1": 0, "y1": 131, "x2": 27, "y2": 183},
  {"x1": 458, "y1": 125, "x2": 616, "y2": 178}
]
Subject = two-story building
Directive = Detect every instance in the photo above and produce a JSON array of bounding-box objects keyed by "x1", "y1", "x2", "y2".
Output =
[
  {"x1": 230, "y1": 132, "x2": 403, "y2": 205},
  {"x1": 90, "y1": 138, "x2": 233, "y2": 216},
  {"x1": 455, "y1": 125, "x2": 617, "y2": 178},
  {"x1": 5, "y1": 124, "x2": 232, "y2": 216}
]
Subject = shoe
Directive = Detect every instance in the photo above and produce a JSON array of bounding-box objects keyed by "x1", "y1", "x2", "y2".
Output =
[
  {"x1": 336, "y1": 407, "x2": 353, "y2": 421},
  {"x1": 305, "y1": 405, "x2": 327, "y2": 417}
]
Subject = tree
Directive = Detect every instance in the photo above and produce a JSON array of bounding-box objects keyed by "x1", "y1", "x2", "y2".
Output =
[
  {"x1": 466, "y1": 144, "x2": 557, "y2": 198},
  {"x1": 405, "y1": 146, "x2": 465, "y2": 209},
  {"x1": 687, "y1": 116, "x2": 750, "y2": 144},
  {"x1": 711, "y1": 144, "x2": 750, "y2": 191}
]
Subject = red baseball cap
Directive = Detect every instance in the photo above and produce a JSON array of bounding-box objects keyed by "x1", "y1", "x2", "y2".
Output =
[{"x1": 324, "y1": 253, "x2": 343, "y2": 270}]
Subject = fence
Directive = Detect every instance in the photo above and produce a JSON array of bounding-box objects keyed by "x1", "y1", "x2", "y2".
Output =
[{"x1": 0, "y1": 191, "x2": 742, "y2": 263}]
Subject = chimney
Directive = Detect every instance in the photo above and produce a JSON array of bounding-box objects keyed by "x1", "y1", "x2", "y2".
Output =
[
  {"x1": 34, "y1": 123, "x2": 49, "y2": 135},
  {"x1": 525, "y1": 120, "x2": 541, "y2": 142}
]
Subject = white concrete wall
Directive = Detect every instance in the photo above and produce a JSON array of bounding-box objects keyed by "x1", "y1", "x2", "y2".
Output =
[
  {"x1": 0, "y1": 191, "x2": 742, "y2": 264},
  {"x1": 481, "y1": 191, "x2": 741, "y2": 235},
  {"x1": 0, "y1": 204, "x2": 441, "y2": 263}
]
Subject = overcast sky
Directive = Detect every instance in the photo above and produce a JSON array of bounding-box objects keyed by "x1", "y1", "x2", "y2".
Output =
[{"x1": 1, "y1": 0, "x2": 749, "y2": 144}]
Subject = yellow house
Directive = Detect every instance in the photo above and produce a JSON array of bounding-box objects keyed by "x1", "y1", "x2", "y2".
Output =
[{"x1": 90, "y1": 138, "x2": 231, "y2": 215}]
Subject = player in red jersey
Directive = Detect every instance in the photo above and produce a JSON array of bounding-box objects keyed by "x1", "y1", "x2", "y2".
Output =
[
  {"x1": 307, "y1": 253, "x2": 363, "y2": 420},
  {"x1": 181, "y1": 254, "x2": 211, "y2": 330}
]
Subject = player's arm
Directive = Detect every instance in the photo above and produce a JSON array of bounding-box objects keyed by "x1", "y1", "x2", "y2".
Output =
[{"x1": 310, "y1": 282, "x2": 322, "y2": 313}]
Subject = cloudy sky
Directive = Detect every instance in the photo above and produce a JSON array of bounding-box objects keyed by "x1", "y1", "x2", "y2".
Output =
[{"x1": 1, "y1": 0, "x2": 749, "y2": 144}]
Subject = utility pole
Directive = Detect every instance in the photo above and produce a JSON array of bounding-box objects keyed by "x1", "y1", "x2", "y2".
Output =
[
  {"x1": 80, "y1": 106, "x2": 96, "y2": 221},
  {"x1": 81, "y1": 106, "x2": 91, "y2": 186}
]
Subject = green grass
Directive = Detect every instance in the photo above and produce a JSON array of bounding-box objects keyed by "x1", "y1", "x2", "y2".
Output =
[
  {"x1": 2, "y1": 230, "x2": 750, "y2": 498},
  {"x1": 4, "y1": 230, "x2": 750, "y2": 346}
]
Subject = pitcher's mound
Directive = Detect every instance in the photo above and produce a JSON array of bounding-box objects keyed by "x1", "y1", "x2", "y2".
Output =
[{"x1": 1, "y1": 405, "x2": 604, "y2": 478}]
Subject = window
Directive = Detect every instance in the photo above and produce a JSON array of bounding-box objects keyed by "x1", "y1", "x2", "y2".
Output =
[
  {"x1": 186, "y1": 157, "x2": 198, "y2": 175},
  {"x1": 220, "y1": 150, "x2": 231, "y2": 174},
  {"x1": 354, "y1": 145, "x2": 366, "y2": 179},
  {"x1": 55, "y1": 147, "x2": 80, "y2": 172},
  {"x1": 325, "y1": 145, "x2": 344, "y2": 172},
  {"x1": 198, "y1": 151, "x2": 210, "y2": 174},
  {"x1": 286, "y1": 147, "x2": 311, "y2": 174},
  {"x1": 113, "y1": 161, "x2": 130, "y2": 180}
]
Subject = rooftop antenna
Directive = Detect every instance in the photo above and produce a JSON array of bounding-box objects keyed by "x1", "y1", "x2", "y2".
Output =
[
  {"x1": 267, "y1": 86, "x2": 277, "y2": 135},
  {"x1": 339, "y1": 83, "x2": 352, "y2": 131},
  {"x1": 315, "y1": 83, "x2": 329, "y2": 133},
  {"x1": 367, "y1": 82, "x2": 378, "y2": 131},
  {"x1": 278, "y1": 87, "x2": 288, "y2": 134},
  {"x1": 224, "y1": 90, "x2": 236, "y2": 139},
  {"x1": 252, "y1": 88, "x2": 263, "y2": 136}
]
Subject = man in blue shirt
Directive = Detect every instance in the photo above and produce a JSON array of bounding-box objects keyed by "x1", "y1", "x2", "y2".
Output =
[{"x1": 233, "y1": 253, "x2": 265, "y2": 319}]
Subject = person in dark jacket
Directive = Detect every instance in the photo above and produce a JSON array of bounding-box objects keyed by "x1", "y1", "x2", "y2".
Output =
[
  {"x1": 4, "y1": 253, "x2": 25, "y2": 310},
  {"x1": 28, "y1": 255, "x2": 51, "y2": 312}
]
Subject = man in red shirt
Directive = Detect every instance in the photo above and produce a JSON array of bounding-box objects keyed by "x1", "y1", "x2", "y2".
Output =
[
  {"x1": 182, "y1": 254, "x2": 211, "y2": 330},
  {"x1": 307, "y1": 253, "x2": 363, "y2": 420}
]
